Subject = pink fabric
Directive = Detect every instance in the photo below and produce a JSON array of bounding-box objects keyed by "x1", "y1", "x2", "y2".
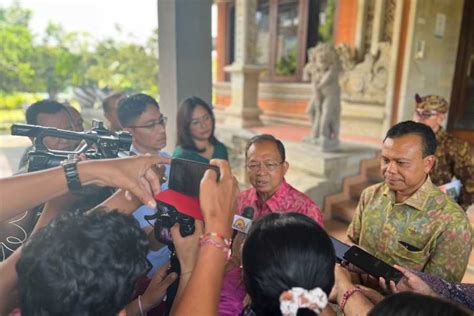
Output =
[
  {"x1": 218, "y1": 180, "x2": 323, "y2": 315},
  {"x1": 8, "y1": 308, "x2": 21, "y2": 316},
  {"x1": 219, "y1": 267, "x2": 247, "y2": 316},
  {"x1": 237, "y1": 179, "x2": 324, "y2": 226}
]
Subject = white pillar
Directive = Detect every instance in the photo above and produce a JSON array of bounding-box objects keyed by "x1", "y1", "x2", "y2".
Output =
[{"x1": 158, "y1": 0, "x2": 213, "y2": 151}]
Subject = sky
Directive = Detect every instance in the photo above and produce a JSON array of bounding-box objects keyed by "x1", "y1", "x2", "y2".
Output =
[{"x1": 1, "y1": 0, "x2": 217, "y2": 45}]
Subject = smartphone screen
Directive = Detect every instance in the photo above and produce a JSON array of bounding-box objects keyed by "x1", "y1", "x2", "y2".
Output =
[
  {"x1": 329, "y1": 236, "x2": 350, "y2": 262},
  {"x1": 169, "y1": 158, "x2": 220, "y2": 197},
  {"x1": 343, "y1": 246, "x2": 403, "y2": 283}
]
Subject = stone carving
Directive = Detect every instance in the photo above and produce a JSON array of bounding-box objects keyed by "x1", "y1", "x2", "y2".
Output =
[
  {"x1": 337, "y1": 42, "x2": 391, "y2": 104},
  {"x1": 303, "y1": 43, "x2": 341, "y2": 151}
]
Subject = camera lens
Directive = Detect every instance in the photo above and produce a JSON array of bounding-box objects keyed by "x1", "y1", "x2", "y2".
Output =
[{"x1": 179, "y1": 216, "x2": 195, "y2": 237}]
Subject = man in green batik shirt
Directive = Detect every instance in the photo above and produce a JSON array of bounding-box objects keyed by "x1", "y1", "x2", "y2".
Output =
[{"x1": 347, "y1": 121, "x2": 472, "y2": 282}]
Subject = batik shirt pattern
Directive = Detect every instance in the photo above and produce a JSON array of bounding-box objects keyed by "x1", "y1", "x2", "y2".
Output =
[
  {"x1": 347, "y1": 178, "x2": 472, "y2": 282},
  {"x1": 237, "y1": 179, "x2": 323, "y2": 225},
  {"x1": 430, "y1": 128, "x2": 474, "y2": 210}
]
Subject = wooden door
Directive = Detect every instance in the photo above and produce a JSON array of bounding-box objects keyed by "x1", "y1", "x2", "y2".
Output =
[{"x1": 448, "y1": 0, "x2": 474, "y2": 146}]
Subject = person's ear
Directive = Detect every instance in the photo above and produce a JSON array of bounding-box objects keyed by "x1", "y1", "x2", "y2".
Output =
[
  {"x1": 436, "y1": 113, "x2": 446, "y2": 126},
  {"x1": 282, "y1": 161, "x2": 289, "y2": 176},
  {"x1": 29, "y1": 136, "x2": 34, "y2": 145},
  {"x1": 104, "y1": 111, "x2": 111, "y2": 121},
  {"x1": 423, "y1": 155, "x2": 436, "y2": 174}
]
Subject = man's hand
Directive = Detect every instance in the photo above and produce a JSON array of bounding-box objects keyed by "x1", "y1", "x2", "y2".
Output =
[
  {"x1": 357, "y1": 285, "x2": 384, "y2": 304},
  {"x1": 199, "y1": 159, "x2": 239, "y2": 238},
  {"x1": 389, "y1": 265, "x2": 437, "y2": 296},
  {"x1": 141, "y1": 263, "x2": 177, "y2": 313},
  {"x1": 171, "y1": 221, "x2": 204, "y2": 273},
  {"x1": 79, "y1": 155, "x2": 171, "y2": 209}
]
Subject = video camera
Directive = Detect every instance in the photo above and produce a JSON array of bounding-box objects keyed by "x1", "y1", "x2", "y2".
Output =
[{"x1": 11, "y1": 120, "x2": 132, "y2": 172}]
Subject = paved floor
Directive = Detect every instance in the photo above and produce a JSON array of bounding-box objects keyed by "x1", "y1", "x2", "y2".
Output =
[{"x1": 0, "y1": 134, "x2": 30, "y2": 177}]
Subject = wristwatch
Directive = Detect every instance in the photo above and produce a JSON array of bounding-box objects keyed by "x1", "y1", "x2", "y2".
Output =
[{"x1": 61, "y1": 158, "x2": 82, "y2": 193}]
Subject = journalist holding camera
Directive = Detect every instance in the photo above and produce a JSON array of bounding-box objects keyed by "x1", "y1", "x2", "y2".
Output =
[{"x1": 1, "y1": 98, "x2": 472, "y2": 316}]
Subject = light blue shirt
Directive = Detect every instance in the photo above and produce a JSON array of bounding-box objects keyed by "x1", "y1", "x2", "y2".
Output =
[{"x1": 130, "y1": 145, "x2": 171, "y2": 277}]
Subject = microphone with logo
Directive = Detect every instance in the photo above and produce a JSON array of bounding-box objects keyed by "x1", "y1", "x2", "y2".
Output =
[{"x1": 232, "y1": 206, "x2": 255, "y2": 239}]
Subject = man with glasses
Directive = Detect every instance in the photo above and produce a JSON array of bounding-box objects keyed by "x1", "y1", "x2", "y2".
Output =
[
  {"x1": 117, "y1": 93, "x2": 170, "y2": 277},
  {"x1": 219, "y1": 134, "x2": 323, "y2": 316},
  {"x1": 239, "y1": 134, "x2": 323, "y2": 223},
  {"x1": 412, "y1": 94, "x2": 473, "y2": 210}
]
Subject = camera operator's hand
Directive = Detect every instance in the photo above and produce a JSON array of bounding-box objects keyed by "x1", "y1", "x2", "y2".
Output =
[
  {"x1": 125, "y1": 263, "x2": 177, "y2": 316},
  {"x1": 0, "y1": 155, "x2": 169, "y2": 222},
  {"x1": 79, "y1": 155, "x2": 171, "y2": 209},
  {"x1": 199, "y1": 159, "x2": 239, "y2": 238},
  {"x1": 171, "y1": 221, "x2": 204, "y2": 273}
]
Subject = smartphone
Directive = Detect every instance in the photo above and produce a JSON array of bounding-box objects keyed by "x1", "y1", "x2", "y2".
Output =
[
  {"x1": 169, "y1": 158, "x2": 220, "y2": 197},
  {"x1": 330, "y1": 236, "x2": 350, "y2": 262},
  {"x1": 343, "y1": 246, "x2": 403, "y2": 283}
]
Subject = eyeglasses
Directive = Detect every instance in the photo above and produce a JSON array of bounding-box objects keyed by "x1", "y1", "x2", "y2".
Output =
[
  {"x1": 190, "y1": 114, "x2": 212, "y2": 127},
  {"x1": 415, "y1": 110, "x2": 438, "y2": 119},
  {"x1": 246, "y1": 160, "x2": 283, "y2": 172},
  {"x1": 129, "y1": 116, "x2": 168, "y2": 130}
]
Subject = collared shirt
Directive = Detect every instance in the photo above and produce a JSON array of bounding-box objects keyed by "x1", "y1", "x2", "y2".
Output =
[
  {"x1": 172, "y1": 141, "x2": 229, "y2": 163},
  {"x1": 347, "y1": 177, "x2": 472, "y2": 282},
  {"x1": 130, "y1": 145, "x2": 170, "y2": 192},
  {"x1": 218, "y1": 180, "x2": 323, "y2": 315},
  {"x1": 237, "y1": 179, "x2": 324, "y2": 225},
  {"x1": 130, "y1": 145, "x2": 171, "y2": 277},
  {"x1": 431, "y1": 128, "x2": 474, "y2": 209}
]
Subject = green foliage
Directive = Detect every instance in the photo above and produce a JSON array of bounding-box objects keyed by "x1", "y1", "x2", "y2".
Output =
[
  {"x1": 318, "y1": 0, "x2": 336, "y2": 43},
  {"x1": 0, "y1": 2, "x2": 160, "y2": 98},
  {"x1": 0, "y1": 108, "x2": 25, "y2": 130},
  {"x1": 85, "y1": 30, "x2": 159, "y2": 94},
  {"x1": 31, "y1": 22, "x2": 87, "y2": 99},
  {"x1": 0, "y1": 1, "x2": 35, "y2": 93},
  {"x1": 0, "y1": 92, "x2": 42, "y2": 110},
  {"x1": 275, "y1": 48, "x2": 297, "y2": 76}
]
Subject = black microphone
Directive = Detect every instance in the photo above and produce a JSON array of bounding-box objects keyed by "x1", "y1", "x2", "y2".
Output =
[{"x1": 232, "y1": 206, "x2": 255, "y2": 239}]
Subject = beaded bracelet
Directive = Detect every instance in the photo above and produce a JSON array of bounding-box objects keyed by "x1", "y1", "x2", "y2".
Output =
[
  {"x1": 199, "y1": 235, "x2": 231, "y2": 260},
  {"x1": 201, "y1": 232, "x2": 232, "y2": 247},
  {"x1": 340, "y1": 287, "x2": 362, "y2": 312}
]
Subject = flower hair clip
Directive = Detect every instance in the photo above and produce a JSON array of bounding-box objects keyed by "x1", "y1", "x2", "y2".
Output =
[{"x1": 279, "y1": 287, "x2": 328, "y2": 316}]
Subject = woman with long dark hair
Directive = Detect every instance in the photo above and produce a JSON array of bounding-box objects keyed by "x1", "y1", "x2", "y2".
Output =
[{"x1": 173, "y1": 96, "x2": 228, "y2": 163}]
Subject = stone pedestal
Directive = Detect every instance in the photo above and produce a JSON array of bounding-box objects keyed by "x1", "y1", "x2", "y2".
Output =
[{"x1": 224, "y1": 64, "x2": 263, "y2": 128}]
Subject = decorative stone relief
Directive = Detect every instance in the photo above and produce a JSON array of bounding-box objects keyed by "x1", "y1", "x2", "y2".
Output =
[
  {"x1": 383, "y1": 0, "x2": 396, "y2": 43},
  {"x1": 337, "y1": 42, "x2": 391, "y2": 104}
]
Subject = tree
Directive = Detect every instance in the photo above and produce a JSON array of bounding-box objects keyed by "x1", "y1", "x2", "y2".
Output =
[
  {"x1": 318, "y1": 0, "x2": 336, "y2": 43},
  {"x1": 32, "y1": 22, "x2": 91, "y2": 99},
  {"x1": 85, "y1": 28, "x2": 159, "y2": 94},
  {"x1": 1, "y1": 1, "x2": 160, "y2": 97},
  {"x1": 0, "y1": 1, "x2": 35, "y2": 93}
]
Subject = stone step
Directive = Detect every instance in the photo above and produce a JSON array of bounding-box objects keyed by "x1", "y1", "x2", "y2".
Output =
[
  {"x1": 349, "y1": 181, "x2": 375, "y2": 200},
  {"x1": 331, "y1": 199, "x2": 358, "y2": 223},
  {"x1": 366, "y1": 165, "x2": 383, "y2": 183}
]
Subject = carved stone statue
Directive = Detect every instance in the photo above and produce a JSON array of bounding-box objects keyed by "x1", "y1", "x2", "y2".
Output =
[{"x1": 303, "y1": 43, "x2": 341, "y2": 151}]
